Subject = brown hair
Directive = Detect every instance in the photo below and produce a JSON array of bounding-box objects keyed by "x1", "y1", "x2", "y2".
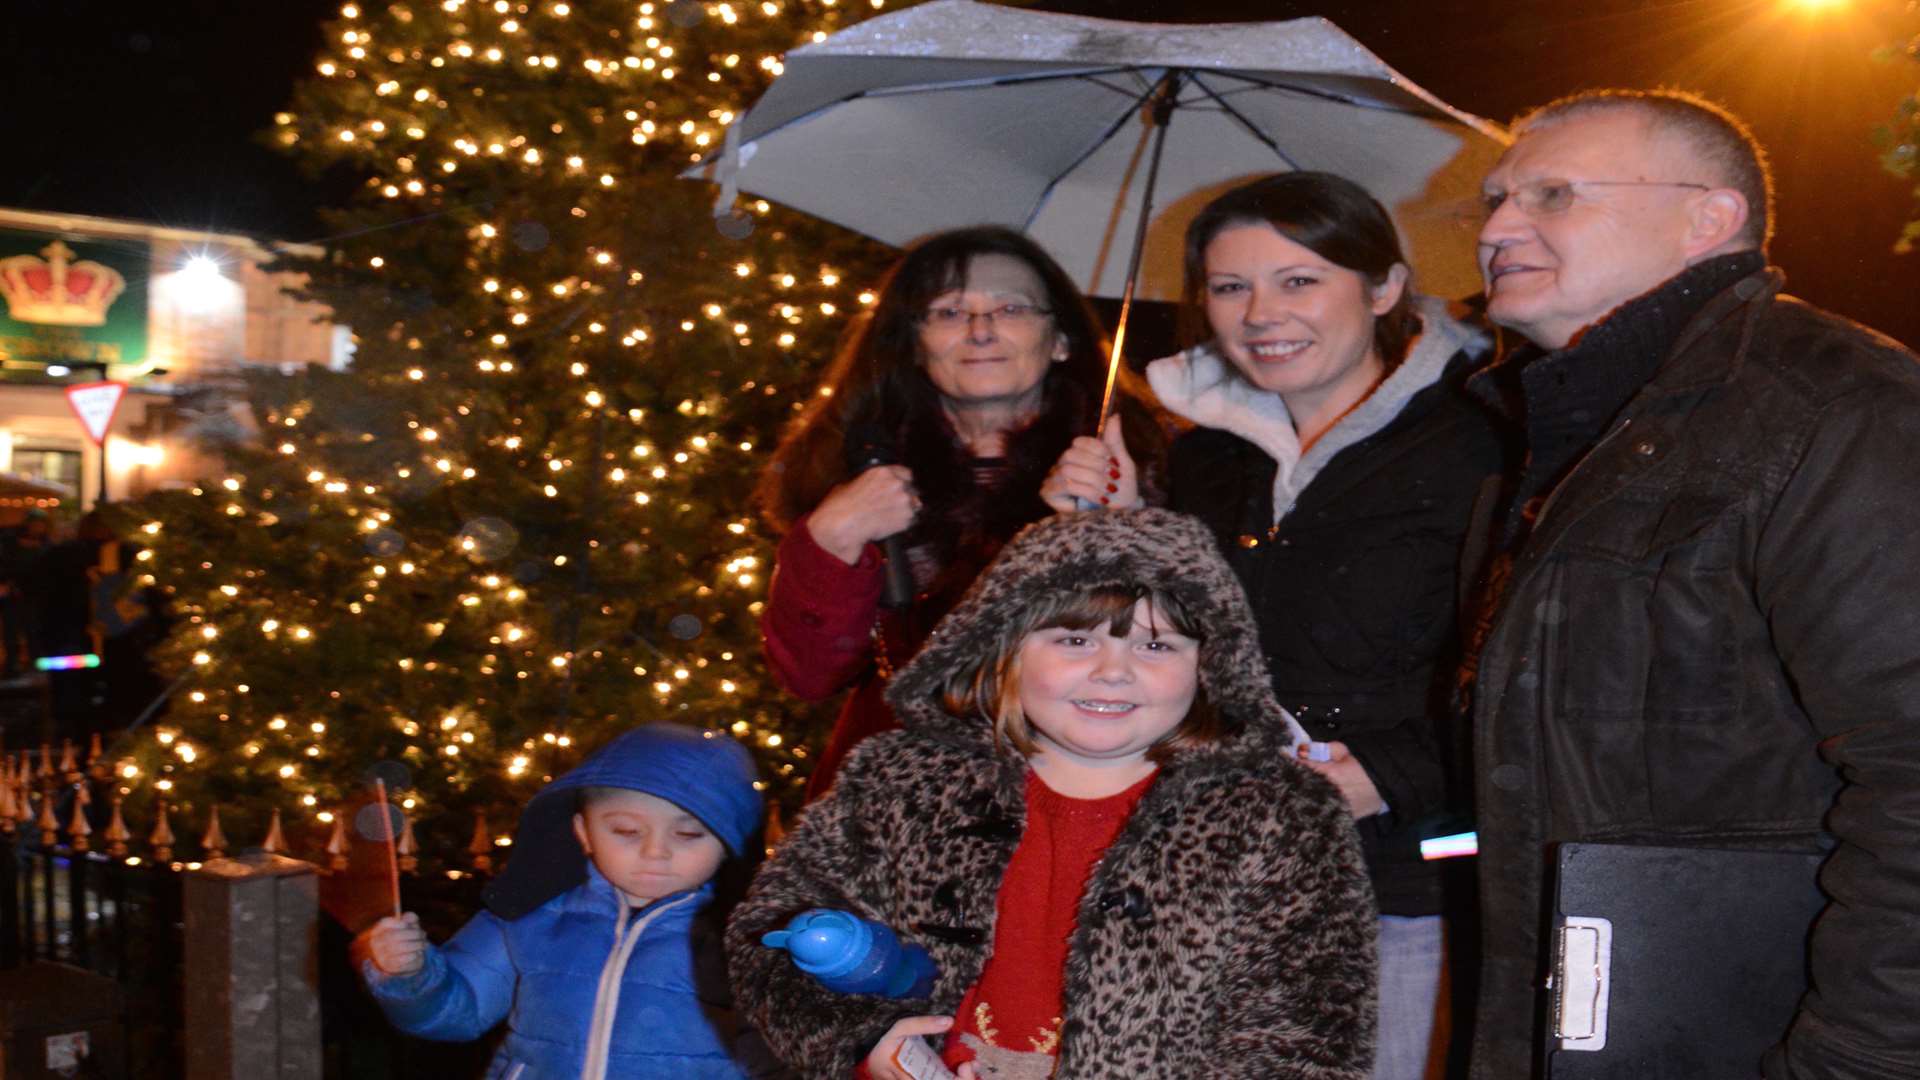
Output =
[
  {"x1": 1511, "y1": 88, "x2": 1773, "y2": 249},
  {"x1": 754, "y1": 226, "x2": 1117, "y2": 534},
  {"x1": 1180, "y1": 171, "x2": 1419, "y2": 368},
  {"x1": 940, "y1": 585, "x2": 1229, "y2": 761}
]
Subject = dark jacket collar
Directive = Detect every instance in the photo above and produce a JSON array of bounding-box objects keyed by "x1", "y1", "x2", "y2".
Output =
[
  {"x1": 1468, "y1": 252, "x2": 1769, "y2": 418},
  {"x1": 1646, "y1": 266, "x2": 1783, "y2": 395}
]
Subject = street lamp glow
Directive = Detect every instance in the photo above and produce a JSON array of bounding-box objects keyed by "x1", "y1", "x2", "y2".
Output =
[
  {"x1": 175, "y1": 253, "x2": 234, "y2": 314},
  {"x1": 180, "y1": 254, "x2": 224, "y2": 284}
]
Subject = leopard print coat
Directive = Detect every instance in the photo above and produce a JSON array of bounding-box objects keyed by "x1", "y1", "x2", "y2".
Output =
[{"x1": 728, "y1": 509, "x2": 1377, "y2": 1078}]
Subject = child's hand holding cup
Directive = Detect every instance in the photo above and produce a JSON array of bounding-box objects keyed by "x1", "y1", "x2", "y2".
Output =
[{"x1": 361, "y1": 912, "x2": 427, "y2": 977}]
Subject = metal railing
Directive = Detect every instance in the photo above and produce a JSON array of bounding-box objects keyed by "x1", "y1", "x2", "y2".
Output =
[{"x1": 3, "y1": 744, "x2": 506, "y2": 1079}]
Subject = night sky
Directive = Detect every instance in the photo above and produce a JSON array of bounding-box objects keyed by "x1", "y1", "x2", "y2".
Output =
[{"x1": 4, "y1": 0, "x2": 1913, "y2": 345}]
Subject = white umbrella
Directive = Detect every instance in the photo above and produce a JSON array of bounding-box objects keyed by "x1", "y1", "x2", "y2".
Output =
[
  {"x1": 688, "y1": 0, "x2": 1506, "y2": 419},
  {"x1": 690, "y1": 0, "x2": 1505, "y2": 303}
]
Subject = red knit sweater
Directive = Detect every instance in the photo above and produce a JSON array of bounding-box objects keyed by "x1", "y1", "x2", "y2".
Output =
[{"x1": 941, "y1": 769, "x2": 1157, "y2": 1077}]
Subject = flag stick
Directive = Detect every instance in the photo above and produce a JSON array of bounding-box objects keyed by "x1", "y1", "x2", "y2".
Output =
[{"x1": 374, "y1": 778, "x2": 402, "y2": 918}]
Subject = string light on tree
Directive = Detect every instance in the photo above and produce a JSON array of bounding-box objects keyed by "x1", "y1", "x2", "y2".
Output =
[{"x1": 109, "y1": 0, "x2": 890, "y2": 861}]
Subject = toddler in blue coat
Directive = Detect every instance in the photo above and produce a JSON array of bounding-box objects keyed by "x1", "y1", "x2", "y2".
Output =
[{"x1": 358, "y1": 723, "x2": 782, "y2": 1079}]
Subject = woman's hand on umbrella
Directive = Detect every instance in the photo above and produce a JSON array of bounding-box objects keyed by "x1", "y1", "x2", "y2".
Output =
[
  {"x1": 806, "y1": 464, "x2": 920, "y2": 566},
  {"x1": 1042, "y1": 421, "x2": 1139, "y2": 513}
]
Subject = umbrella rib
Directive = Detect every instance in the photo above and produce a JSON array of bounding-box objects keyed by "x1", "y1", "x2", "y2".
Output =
[
  {"x1": 1019, "y1": 70, "x2": 1171, "y2": 233},
  {"x1": 844, "y1": 63, "x2": 1141, "y2": 100},
  {"x1": 1187, "y1": 72, "x2": 1299, "y2": 169},
  {"x1": 727, "y1": 64, "x2": 1149, "y2": 152},
  {"x1": 1202, "y1": 68, "x2": 1449, "y2": 120},
  {"x1": 1078, "y1": 71, "x2": 1159, "y2": 102}
]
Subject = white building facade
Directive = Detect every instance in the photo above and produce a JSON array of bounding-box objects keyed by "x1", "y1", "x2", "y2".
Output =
[{"x1": 0, "y1": 207, "x2": 346, "y2": 519}]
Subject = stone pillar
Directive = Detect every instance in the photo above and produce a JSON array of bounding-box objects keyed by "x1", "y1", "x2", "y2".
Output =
[{"x1": 183, "y1": 852, "x2": 320, "y2": 1080}]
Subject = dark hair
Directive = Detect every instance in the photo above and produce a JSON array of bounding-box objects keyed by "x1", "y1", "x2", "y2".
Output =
[
  {"x1": 940, "y1": 584, "x2": 1229, "y2": 762},
  {"x1": 1511, "y1": 88, "x2": 1773, "y2": 249},
  {"x1": 1180, "y1": 172, "x2": 1419, "y2": 368},
  {"x1": 755, "y1": 227, "x2": 1166, "y2": 587}
]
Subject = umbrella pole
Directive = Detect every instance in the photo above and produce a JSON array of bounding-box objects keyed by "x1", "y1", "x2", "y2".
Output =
[{"x1": 1096, "y1": 71, "x2": 1181, "y2": 437}]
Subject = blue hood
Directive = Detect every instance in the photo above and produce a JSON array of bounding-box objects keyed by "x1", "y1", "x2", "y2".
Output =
[{"x1": 483, "y1": 723, "x2": 763, "y2": 920}]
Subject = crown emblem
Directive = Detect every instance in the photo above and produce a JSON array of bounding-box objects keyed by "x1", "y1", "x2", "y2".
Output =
[{"x1": 0, "y1": 240, "x2": 127, "y2": 327}]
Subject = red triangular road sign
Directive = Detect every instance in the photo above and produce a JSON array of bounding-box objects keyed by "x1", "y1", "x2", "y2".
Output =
[{"x1": 64, "y1": 381, "x2": 127, "y2": 446}]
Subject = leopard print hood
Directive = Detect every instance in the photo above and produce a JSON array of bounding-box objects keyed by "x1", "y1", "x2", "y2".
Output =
[
  {"x1": 885, "y1": 506, "x2": 1310, "y2": 755},
  {"x1": 733, "y1": 505, "x2": 1378, "y2": 1078}
]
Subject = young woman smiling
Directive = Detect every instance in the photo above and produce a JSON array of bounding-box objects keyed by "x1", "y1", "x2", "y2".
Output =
[{"x1": 1046, "y1": 172, "x2": 1512, "y2": 1080}]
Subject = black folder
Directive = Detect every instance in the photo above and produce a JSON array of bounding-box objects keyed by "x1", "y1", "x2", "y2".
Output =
[{"x1": 1546, "y1": 841, "x2": 1827, "y2": 1079}]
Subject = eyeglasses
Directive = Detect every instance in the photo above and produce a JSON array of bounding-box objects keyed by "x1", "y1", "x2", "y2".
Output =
[
  {"x1": 918, "y1": 303, "x2": 1052, "y2": 334},
  {"x1": 1479, "y1": 179, "x2": 1710, "y2": 219}
]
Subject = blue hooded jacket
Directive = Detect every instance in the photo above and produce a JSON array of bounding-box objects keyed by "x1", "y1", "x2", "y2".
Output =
[{"x1": 364, "y1": 724, "x2": 781, "y2": 1079}]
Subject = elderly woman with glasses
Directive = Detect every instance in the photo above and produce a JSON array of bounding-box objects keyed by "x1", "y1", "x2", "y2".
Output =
[{"x1": 757, "y1": 225, "x2": 1167, "y2": 799}]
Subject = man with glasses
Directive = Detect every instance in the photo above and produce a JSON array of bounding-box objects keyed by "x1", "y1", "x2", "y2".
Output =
[{"x1": 1462, "y1": 89, "x2": 1920, "y2": 1078}]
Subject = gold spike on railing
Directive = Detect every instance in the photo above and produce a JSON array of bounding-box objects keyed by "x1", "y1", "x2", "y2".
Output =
[
  {"x1": 201, "y1": 806, "x2": 228, "y2": 860},
  {"x1": 68, "y1": 786, "x2": 92, "y2": 853},
  {"x1": 103, "y1": 798, "x2": 131, "y2": 858},
  {"x1": 87, "y1": 733, "x2": 108, "y2": 782},
  {"x1": 58, "y1": 739, "x2": 79, "y2": 782},
  {"x1": 468, "y1": 809, "x2": 492, "y2": 873},
  {"x1": 0, "y1": 772, "x2": 15, "y2": 833},
  {"x1": 150, "y1": 801, "x2": 176, "y2": 863},
  {"x1": 261, "y1": 808, "x2": 287, "y2": 855},
  {"x1": 325, "y1": 815, "x2": 349, "y2": 872},
  {"x1": 11, "y1": 772, "x2": 32, "y2": 828},
  {"x1": 37, "y1": 744, "x2": 54, "y2": 781},
  {"x1": 36, "y1": 790, "x2": 59, "y2": 847},
  {"x1": 397, "y1": 813, "x2": 418, "y2": 873},
  {"x1": 765, "y1": 801, "x2": 786, "y2": 852}
]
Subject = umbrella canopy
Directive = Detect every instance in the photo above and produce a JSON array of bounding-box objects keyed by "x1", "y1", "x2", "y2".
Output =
[{"x1": 688, "y1": 0, "x2": 1507, "y2": 302}]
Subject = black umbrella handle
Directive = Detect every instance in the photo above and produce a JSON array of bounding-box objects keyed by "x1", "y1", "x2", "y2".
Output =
[{"x1": 1097, "y1": 70, "x2": 1182, "y2": 437}]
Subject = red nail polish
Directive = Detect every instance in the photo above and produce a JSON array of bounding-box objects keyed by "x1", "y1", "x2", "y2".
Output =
[
  {"x1": 1106, "y1": 482, "x2": 1118, "y2": 494},
  {"x1": 1109, "y1": 467, "x2": 1122, "y2": 480},
  {"x1": 1099, "y1": 495, "x2": 1109, "y2": 506}
]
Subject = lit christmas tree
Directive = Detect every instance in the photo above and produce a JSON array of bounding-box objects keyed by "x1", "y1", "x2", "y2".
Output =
[{"x1": 108, "y1": 0, "x2": 893, "y2": 857}]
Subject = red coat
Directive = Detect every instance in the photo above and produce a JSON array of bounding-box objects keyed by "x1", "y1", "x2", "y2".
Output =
[
  {"x1": 764, "y1": 511, "x2": 1026, "y2": 798},
  {"x1": 760, "y1": 518, "x2": 913, "y2": 799}
]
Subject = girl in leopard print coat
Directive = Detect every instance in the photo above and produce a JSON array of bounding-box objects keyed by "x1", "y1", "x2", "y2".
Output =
[{"x1": 728, "y1": 508, "x2": 1377, "y2": 1079}]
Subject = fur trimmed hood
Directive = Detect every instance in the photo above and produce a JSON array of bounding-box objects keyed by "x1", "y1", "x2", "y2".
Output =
[
  {"x1": 732, "y1": 504, "x2": 1378, "y2": 1078},
  {"x1": 886, "y1": 507, "x2": 1309, "y2": 754}
]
